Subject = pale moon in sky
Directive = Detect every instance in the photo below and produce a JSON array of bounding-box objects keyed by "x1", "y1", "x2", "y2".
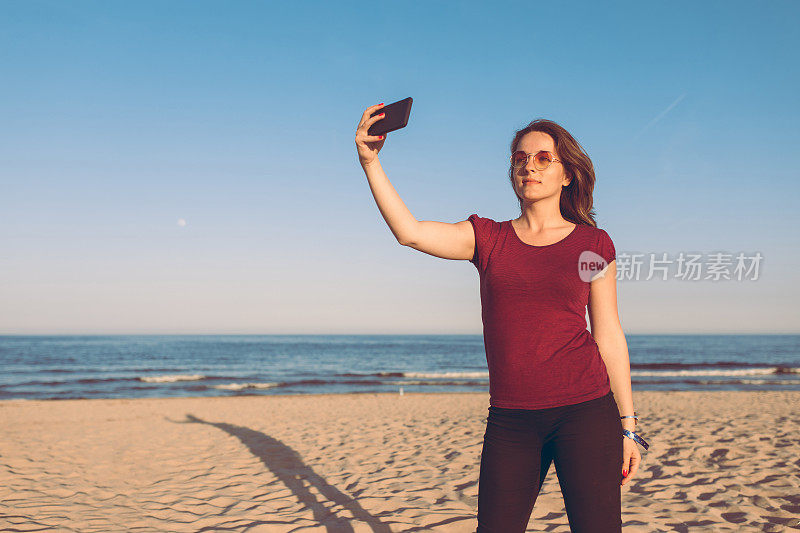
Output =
[{"x1": 177, "y1": 218, "x2": 187, "y2": 227}]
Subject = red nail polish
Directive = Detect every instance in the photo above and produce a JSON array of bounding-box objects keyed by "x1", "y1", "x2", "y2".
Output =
[{"x1": 622, "y1": 470, "x2": 627, "y2": 476}]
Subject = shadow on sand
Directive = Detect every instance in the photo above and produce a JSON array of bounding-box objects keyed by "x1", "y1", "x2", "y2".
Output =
[{"x1": 167, "y1": 413, "x2": 394, "y2": 532}]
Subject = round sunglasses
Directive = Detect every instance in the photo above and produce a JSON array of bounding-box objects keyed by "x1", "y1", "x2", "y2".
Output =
[{"x1": 510, "y1": 150, "x2": 562, "y2": 170}]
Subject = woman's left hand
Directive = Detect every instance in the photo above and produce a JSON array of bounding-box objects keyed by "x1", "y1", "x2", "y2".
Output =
[{"x1": 621, "y1": 437, "x2": 641, "y2": 486}]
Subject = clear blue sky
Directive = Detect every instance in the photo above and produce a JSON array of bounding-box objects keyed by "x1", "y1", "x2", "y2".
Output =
[{"x1": 1, "y1": 1, "x2": 798, "y2": 334}]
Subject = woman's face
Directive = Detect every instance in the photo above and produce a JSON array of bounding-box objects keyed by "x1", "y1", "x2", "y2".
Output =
[{"x1": 514, "y1": 131, "x2": 570, "y2": 202}]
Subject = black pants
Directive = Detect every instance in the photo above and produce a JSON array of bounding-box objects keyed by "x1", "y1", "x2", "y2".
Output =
[{"x1": 476, "y1": 390, "x2": 623, "y2": 532}]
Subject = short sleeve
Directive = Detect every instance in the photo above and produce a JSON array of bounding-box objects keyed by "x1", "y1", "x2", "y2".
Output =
[
  {"x1": 597, "y1": 228, "x2": 616, "y2": 265},
  {"x1": 467, "y1": 213, "x2": 502, "y2": 274},
  {"x1": 588, "y1": 228, "x2": 616, "y2": 282}
]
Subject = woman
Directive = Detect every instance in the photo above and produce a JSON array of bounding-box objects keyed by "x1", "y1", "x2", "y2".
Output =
[{"x1": 355, "y1": 103, "x2": 647, "y2": 532}]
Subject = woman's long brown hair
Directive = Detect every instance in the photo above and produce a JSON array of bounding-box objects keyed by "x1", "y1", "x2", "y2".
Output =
[{"x1": 508, "y1": 118, "x2": 600, "y2": 228}]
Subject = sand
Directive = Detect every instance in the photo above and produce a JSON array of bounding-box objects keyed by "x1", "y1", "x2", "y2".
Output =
[{"x1": 1, "y1": 391, "x2": 799, "y2": 532}]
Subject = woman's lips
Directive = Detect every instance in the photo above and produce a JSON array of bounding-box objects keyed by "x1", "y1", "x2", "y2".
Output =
[{"x1": 523, "y1": 179, "x2": 541, "y2": 184}]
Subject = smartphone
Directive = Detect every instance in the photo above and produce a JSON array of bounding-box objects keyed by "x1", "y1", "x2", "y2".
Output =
[{"x1": 368, "y1": 97, "x2": 413, "y2": 137}]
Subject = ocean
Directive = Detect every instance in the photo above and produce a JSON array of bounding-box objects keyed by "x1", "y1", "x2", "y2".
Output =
[{"x1": 0, "y1": 334, "x2": 798, "y2": 401}]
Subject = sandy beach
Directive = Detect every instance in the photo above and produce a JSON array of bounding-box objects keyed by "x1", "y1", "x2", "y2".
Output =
[{"x1": 1, "y1": 391, "x2": 799, "y2": 532}]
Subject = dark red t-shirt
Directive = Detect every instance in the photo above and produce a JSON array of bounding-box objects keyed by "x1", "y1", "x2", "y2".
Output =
[{"x1": 467, "y1": 214, "x2": 617, "y2": 409}]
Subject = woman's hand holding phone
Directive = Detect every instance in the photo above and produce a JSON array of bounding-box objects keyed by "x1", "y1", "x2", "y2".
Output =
[{"x1": 355, "y1": 102, "x2": 386, "y2": 167}]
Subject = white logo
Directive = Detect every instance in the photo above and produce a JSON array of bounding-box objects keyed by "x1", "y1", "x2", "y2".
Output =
[{"x1": 578, "y1": 251, "x2": 610, "y2": 282}]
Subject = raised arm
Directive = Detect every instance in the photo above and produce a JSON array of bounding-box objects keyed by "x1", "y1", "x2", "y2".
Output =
[{"x1": 355, "y1": 103, "x2": 475, "y2": 261}]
